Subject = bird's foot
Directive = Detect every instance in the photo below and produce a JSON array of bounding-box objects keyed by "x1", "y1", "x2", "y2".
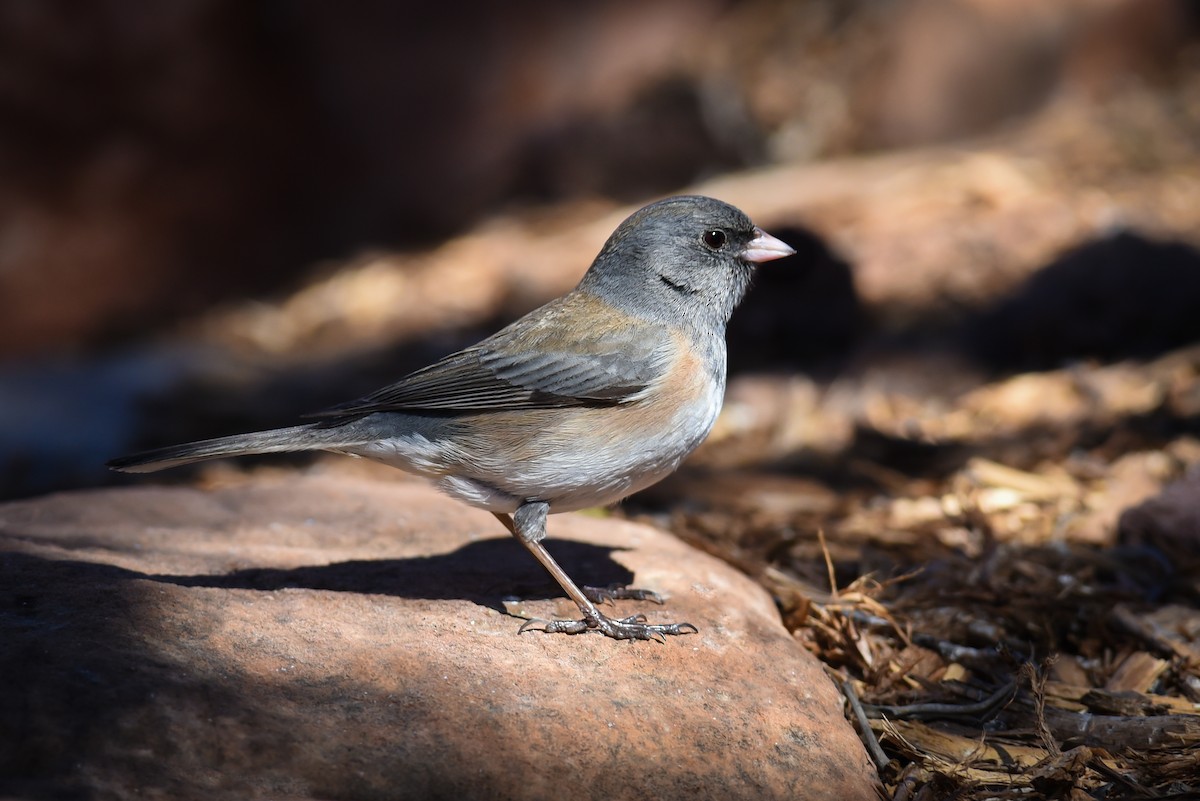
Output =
[
  {"x1": 582, "y1": 583, "x2": 665, "y2": 605},
  {"x1": 519, "y1": 612, "x2": 697, "y2": 642}
]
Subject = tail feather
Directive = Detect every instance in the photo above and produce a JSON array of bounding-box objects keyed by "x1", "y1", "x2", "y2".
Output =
[{"x1": 106, "y1": 424, "x2": 353, "y2": 473}]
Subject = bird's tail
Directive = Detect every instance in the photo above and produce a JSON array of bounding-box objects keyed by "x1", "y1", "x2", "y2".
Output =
[{"x1": 106, "y1": 424, "x2": 357, "y2": 473}]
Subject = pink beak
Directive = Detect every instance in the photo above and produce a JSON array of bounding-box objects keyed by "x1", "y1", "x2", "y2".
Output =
[{"x1": 741, "y1": 227, "x2": 795, "y2": 263}]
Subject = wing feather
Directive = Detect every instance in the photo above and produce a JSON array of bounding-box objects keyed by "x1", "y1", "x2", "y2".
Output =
[{"x1": 309, "y1": 294, "x2": 668, "y2": 418}]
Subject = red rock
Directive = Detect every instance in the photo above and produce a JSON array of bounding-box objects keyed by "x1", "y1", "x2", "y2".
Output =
[{"x1": 0, "y1": 474, "x2": 879, "y2": 800}]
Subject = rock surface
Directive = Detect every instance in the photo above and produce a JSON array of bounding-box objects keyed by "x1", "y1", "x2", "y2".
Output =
[{"x1": 0, "y1": 474, "x2": 878, "y2": 801}]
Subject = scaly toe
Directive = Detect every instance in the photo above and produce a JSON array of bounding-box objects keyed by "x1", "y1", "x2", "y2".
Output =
[
  {"x1": 519, "y1": 617, "x2": 591, "y2": 635},
  {"x1": 591, "y1": 613, "x2": 698, "y2": 641},
  {"x1": 582, "y1": 584, "x2": 666, "y2": 605}
]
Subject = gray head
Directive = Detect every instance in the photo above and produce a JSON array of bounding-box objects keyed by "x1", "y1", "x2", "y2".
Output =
[{"x1": 578, "y1": 195, "x2": 794, "y2": 329}]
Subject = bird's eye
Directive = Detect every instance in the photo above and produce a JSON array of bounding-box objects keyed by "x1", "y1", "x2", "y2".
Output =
[{"x1": 702, "y1": 229, "x2": 727, "y2": 249}]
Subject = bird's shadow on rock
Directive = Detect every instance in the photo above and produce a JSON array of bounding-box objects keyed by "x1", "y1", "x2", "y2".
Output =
[{"x1": 148, "y1": 537, "x2": 636, "y2": 615}]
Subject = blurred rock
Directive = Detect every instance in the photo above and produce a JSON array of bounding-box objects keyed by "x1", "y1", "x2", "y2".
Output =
[
  {"x1": 869, "y1": 0, "x2": 1198, "y2": 148},
  {"x1": 0, "y1": 474, "x2": 879, "y2": 801}
]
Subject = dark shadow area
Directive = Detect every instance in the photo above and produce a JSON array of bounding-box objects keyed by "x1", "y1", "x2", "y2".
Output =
[
  {"x1": 966, "y1": 231, "x2": 1200, "y2": 371},
  {"x1": 841, "y1": 423, "x2": 978, "y2": 481},
  {"x1": 727, "y1": 225, "x2": 864, "y2": 376},
  {"x1": 0, "y1": 551, "x2": 228, "y2": 798},
  {"x1": 150, "y1": 537, "x2": 637, "y2": 615}
]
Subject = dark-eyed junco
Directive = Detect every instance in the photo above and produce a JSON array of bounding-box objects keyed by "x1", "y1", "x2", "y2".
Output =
[{"x1": 109, "y1": 195, "x2": 794, "y2": 640}]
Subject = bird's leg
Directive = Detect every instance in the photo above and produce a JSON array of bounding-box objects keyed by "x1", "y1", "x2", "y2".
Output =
[
  {"x1": 493, "y1": 504, "x2": 696, "y2": 641},
  {"x1": 490, "y1": 510, "x2": 655, "y2": 605}
]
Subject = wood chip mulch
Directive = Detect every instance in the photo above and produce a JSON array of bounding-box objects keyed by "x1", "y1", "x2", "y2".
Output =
[{"x1": 638, "y1": 344, "x2": 1200, "y2": 800}]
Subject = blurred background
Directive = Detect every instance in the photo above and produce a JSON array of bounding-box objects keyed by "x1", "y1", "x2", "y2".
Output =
[{"x1": 2, "y1": 0, "x2": 1200, "y2": 498}]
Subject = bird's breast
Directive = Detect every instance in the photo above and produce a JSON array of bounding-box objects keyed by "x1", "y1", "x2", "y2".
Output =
[{"x1": 473, "y1": 330, "x2": 725, "y2": 511}]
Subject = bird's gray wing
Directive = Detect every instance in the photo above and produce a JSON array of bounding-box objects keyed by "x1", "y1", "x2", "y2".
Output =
[{"x1": 309, "y1": 304, "x2": 669, "y2": 417}]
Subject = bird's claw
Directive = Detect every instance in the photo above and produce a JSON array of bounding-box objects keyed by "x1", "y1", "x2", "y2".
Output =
[{"x1": 518, "y1": 612, "x2": 697, "y2": 641}]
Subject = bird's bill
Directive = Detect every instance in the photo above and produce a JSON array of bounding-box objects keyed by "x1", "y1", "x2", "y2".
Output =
[{"x1": 741, "y1": 228, "x2": 796, "y2": 263}]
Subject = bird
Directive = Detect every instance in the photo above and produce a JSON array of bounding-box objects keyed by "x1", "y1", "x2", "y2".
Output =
[{"x1": 108, "y1": 195, "x2": 795, "y2": 641}]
